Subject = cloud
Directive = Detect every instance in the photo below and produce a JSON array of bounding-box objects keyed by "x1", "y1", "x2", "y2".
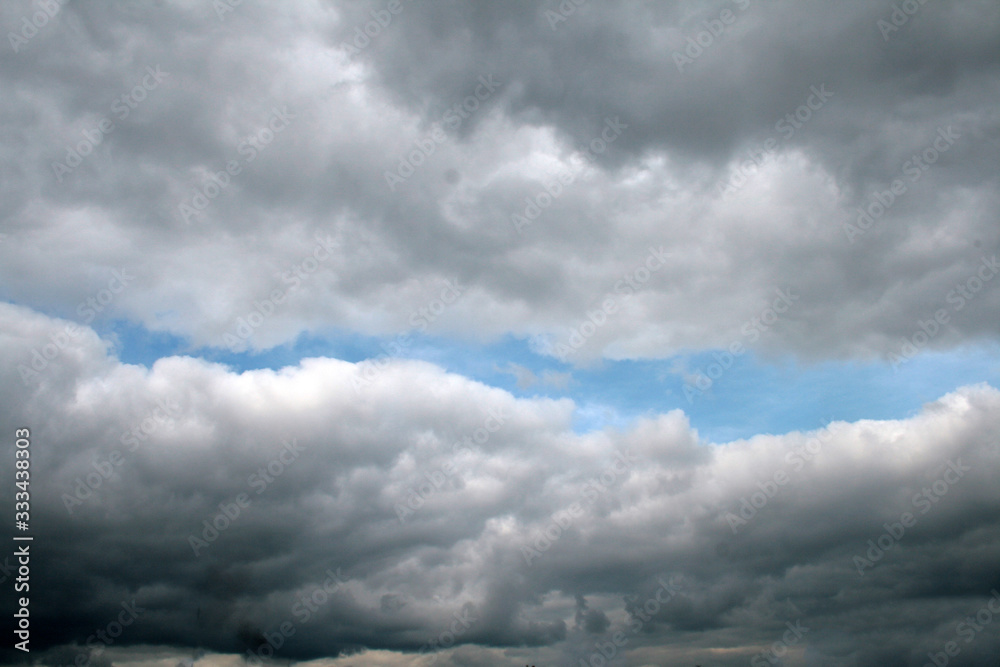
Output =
[
  {"x1": 0, "y1": 0, "x2": 997, "y2": 364},
  {"x1": 3, "y1": 1, "x2": 1000, "y2": 665},
  {"x1": 4, "y1": 304, "x2": 1000, "y2": 665}
]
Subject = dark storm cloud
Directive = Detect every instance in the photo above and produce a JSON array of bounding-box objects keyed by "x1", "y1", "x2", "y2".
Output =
[{"x1": 2, "y1": 305, "x2": 1000, "y2": 666}]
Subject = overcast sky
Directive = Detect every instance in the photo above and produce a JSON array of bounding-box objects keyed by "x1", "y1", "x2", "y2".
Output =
[{"x1": 2, "y1": 1, "x2": 1000, "y2": 666}]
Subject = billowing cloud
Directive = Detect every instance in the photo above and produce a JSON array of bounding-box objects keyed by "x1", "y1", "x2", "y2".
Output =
[
  {"x1": 3, "y1": 1, "x2": 1000, "y2": 665},
  {"x1": 0, "y1": 0, "x2": 997, "y2": 364},
  {"x1": 3, "y1": 305, "x2": 1000, "y2": 665}
]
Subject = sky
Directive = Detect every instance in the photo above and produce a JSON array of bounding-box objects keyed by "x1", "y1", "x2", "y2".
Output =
[{"x1": 1, "y1": 0, "x2": 1000, "y2": 666}]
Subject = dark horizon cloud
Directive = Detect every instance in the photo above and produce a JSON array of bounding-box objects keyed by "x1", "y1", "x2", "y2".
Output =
[
  {"x1": 2, "y1": 1, "x2": 1000, "y2": 665},
  {"x1": 2, "y1": 304, "x2": 1000, "y2": 666}
]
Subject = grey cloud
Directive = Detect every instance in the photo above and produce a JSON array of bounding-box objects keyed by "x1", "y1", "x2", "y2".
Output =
[
  {"x1": 3, "y1": 1, "x2": 1000, "y2": 665},
  {"x1": 3, "y1": 305, "x2": 1000, "y2": 665},
  {"x1": 0, "y1": 0, "x2": 997, "y2": 362}
]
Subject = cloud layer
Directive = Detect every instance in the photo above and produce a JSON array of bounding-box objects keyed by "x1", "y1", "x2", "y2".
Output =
[
  {"x1": 3, "y1": 1, "x2": 1000, "y2": 665},
  {"x1": 1, "y1": 0, "x2": 998, "y2": 363},
  {"x1": 3, "y1": 304, "x2": 1000, "y2": 665}
]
